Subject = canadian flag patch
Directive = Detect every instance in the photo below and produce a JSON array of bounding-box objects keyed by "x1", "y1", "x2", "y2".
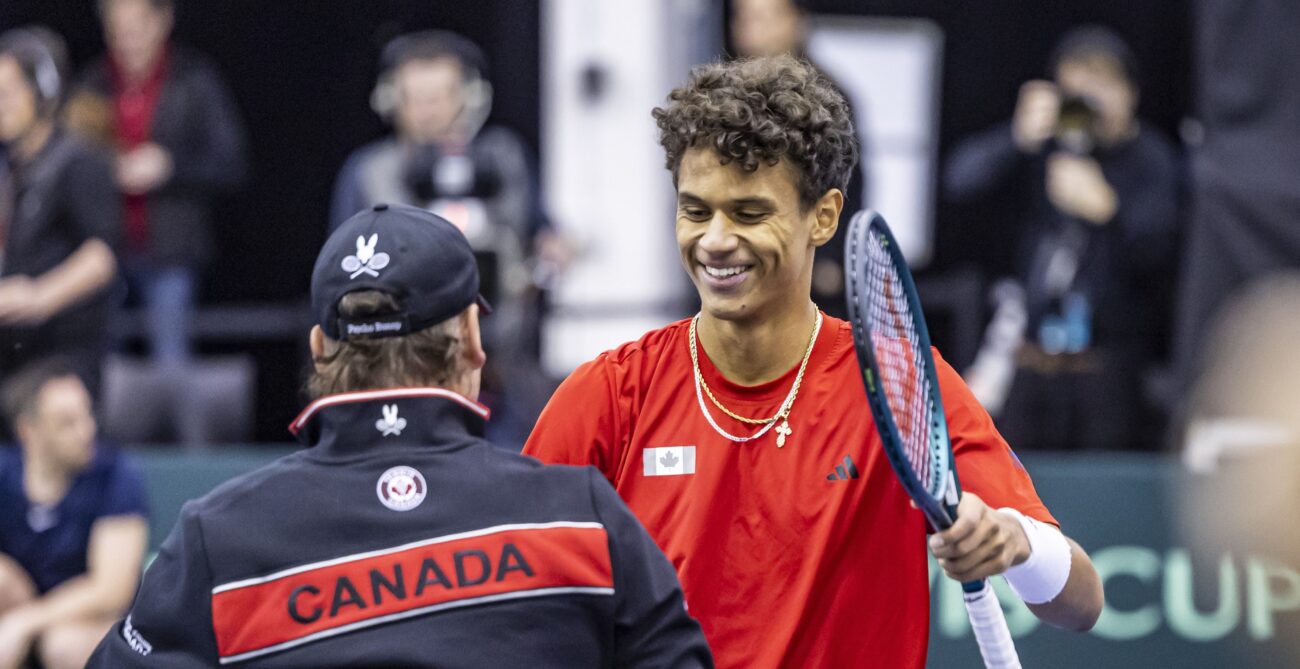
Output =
[{"x1": 643, "y1": 446, "x2": 696, "y2": 477}]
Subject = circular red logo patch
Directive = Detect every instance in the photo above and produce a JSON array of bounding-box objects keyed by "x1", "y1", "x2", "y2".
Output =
[{"x1": 376, "y1": 466, "x2": 426, "y2": 511}]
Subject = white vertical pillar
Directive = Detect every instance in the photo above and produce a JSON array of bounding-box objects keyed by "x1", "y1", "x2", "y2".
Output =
[{"x1": 540, "y1": 0, "x2": 719, "y2": 375}]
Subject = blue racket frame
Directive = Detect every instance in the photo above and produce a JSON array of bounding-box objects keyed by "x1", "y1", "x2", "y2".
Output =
[{"x1": 845, "y1": 210, "x2": 964, "y2": 534}]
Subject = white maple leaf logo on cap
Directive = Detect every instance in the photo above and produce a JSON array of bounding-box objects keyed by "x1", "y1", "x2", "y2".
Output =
[{"x1": 341, "y1": 234, "x2": 391, "y2": 279}]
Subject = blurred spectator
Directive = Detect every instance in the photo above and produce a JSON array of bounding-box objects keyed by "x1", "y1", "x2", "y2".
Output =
[
  {"x1": 946, "y1": 26, "x2": 1180, "y2": 450},
  {"x1": 0, "y1": 27, "x2": 120, "y2": 399},
  {"x1": 331, "y1": 30, "x2": 555, "y2": 447},
  {"x1": 730, "y1": 0, "x2": 807, "y2": 59},
  {"x1": 1172, "y1": 0, "x2": 1300, "y2": 393},
  {"x1": 729, "y1": 0, "x2": 866, "y2": 318},
  {"x1": 1176, "y1": 275, "x2": 1300, "y2": 664},
  {"x1": 0, "y1": 358, "x2": 147, "y2": 669},
  {"x1": 77, "y1": 0, "x2": 249, "y2": 366}
]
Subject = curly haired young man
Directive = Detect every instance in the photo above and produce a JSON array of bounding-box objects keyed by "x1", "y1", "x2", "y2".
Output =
[{"x1": 525, "y1": 56, "x2": 1102, "y2": 668}]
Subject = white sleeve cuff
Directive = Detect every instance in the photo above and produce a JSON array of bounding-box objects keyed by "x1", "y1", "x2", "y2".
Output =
[{"x1": 998, "y1": 507, "x2": 1072, "y2": 604}]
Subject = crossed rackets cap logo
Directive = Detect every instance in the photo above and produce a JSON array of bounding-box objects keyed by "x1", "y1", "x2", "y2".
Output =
[{"x1": 341, "y1": 234, "x2": 391, "y2": 279}]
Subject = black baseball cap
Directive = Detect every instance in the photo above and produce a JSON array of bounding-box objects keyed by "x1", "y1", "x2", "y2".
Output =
[{"x1": 312, "y1": 203, "x2": 491, "y2": 341}]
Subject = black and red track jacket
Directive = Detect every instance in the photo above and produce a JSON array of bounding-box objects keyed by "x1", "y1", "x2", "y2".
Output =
[{"x1": 88, "y1": 388, "x2": 713, "y2": 668}]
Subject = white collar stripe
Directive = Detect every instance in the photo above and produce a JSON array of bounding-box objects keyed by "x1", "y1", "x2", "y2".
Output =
[{"x1": 290, "y1": 387, "x2": 489, "y2": 434}]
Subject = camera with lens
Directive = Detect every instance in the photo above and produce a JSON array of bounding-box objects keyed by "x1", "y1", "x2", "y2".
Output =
[
  {"x1": 402, "y1": 145, "x2": 507, "y2": 306},
  {"x1": 1054, "y1": 94, "x2": 1101, "y2": 155},
  {"x1": 404, "y1": 144, "x2": 502, "y2": 202}
]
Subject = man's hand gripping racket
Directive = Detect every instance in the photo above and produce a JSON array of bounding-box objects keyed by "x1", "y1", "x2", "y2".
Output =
[{"x1": 845, "y1": 211, "x2": 1022, "y2": 669}]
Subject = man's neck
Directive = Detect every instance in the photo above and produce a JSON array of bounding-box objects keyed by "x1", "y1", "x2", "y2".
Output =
[
  {"x1": 118, "y1": 48, "x2": 166, "y2": 86},
  {"x1": 444, "y1": 376, "x2": 478, "y2": 403},
  {"x1": 22, "y1": 446, "x2": 71, "y2": 506},
  {"x1": 403, "y1": 126, "x2": 469, "y2": 149},
  {"x1": 696, "y1": 300, "x2": 819, "y2": 386},
  {"x1": 11, "y1": 120, "x2": 54, "y2": 164},
  {"x1": 1099, "y1": 119, "x2": 1138, "y2": 149}
]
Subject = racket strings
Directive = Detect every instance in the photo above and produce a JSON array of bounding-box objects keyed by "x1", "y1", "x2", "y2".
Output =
[{"x1": 864, "y1": 232, "x2": 938, "y2": 495}]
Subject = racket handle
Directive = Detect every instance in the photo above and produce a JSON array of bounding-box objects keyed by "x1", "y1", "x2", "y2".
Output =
[{"x1": 963, "y1": 579, "x2": 1022, "y2": 669}]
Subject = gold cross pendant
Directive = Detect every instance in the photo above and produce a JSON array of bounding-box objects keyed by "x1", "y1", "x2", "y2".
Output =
[{"x1": 775, "y1": 420, "x2": 792, "y2": 448}]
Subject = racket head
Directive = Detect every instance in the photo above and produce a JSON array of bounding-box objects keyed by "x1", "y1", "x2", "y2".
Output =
[{"x1": 844, "y1": 210, "x2": 960, "y2": 531}]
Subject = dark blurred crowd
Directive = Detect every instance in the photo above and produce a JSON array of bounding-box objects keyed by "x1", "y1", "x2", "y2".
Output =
[
  {"x1": 0, "y1": 0, "x2": 248, "y2": 435},
  {"x1": 0, "y1": 0, "x2": 1297, "y2": 454},
  {"x1": 0, "y1": 0, "x2": 561, "y2": 451},
  {"x1": 0, "y1": 0, "x2": 1298, "y2": 664}
]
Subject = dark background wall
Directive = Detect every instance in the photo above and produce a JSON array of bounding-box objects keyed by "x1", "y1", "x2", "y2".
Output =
[
  {"x1": 1, "y1": 0, "x2": 542, "y2": 301},
  {"x1": 0, "y1": 0, "x2": 1189, "y2": 442},
  {"x1": 0, "y1": 0, "x2": 542, "y2": 440}
]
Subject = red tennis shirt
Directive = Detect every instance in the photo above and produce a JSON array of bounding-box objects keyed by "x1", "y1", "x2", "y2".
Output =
[{"x1": 524, "y1": 314, "x2": 1056, "y2": 668}]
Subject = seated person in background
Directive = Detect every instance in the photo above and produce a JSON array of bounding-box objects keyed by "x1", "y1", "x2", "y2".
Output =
[
  {"x1": 945, "y1": 26, "x2": 1180, "y2": 451},
  {"x1": 0, "y1": 27, "x2": 120, "y2": 398},
  {"x1": 0, "y1": 358, "x2": 148, "y2": 669}
]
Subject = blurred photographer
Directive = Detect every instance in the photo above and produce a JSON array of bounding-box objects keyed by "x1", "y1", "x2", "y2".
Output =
[
  {"x1": 945, "y1": 26, "x2": 1180, "y2": 451},
  {"x1": 331, "y1": 31, "x2": 557, "y2": 447}
]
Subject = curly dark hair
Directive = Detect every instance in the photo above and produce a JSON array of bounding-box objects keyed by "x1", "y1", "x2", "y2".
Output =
[{"x1": 653, "y1": 55, "x2": 857, "y2": 210}]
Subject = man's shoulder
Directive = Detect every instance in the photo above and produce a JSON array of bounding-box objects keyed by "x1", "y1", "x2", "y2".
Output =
[
  {"x1": 183, "y1": 450, "x2": 310, "y2": 517},
  {"x1": 0, "y1": 446, "x2": 19, "y2": 488},
  {"x1": 166, "y1": 45, "x2": 232, "y2": 85},
  {"x1": 474, "y1": 125, "x2": 528, "y2": 150},
  {"x1": 341, "y1": 137, "x2": 403, "y2": 170},
  {"x1": 1123, "y1": 124, "x2": 1180, "y2": 167},
  {"x1": 500, "y1": 448, "x2": 601, "y2": 487},
  {"x1": 89, "y1": 442, "x2": 143, "y2": 476},
  {"x1": 45, "y1": 128, "x2": 105, "y2": 162}
]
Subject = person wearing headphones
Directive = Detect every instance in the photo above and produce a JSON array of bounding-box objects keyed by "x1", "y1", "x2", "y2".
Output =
[
  {"x1": 329, "y1": 31, "x2": 537, "y2": 240},
  {"x1": 0, "y1": 27, "x2": 120, "y2": 399},
  {"x1": 331, "y1": 30, "x2": 559, "y2": 448}
]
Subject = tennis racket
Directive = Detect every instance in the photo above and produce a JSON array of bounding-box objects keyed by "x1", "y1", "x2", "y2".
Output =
[{"x1": 844, "y1": 210, "x2": 1021, "y2": 669}]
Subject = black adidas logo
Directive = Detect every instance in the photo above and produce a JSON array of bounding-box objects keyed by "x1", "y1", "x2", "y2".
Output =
[{"x1": 826, "y1": 455, "x2": 860, "y2": 481}]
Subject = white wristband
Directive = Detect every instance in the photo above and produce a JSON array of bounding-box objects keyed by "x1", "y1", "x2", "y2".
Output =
[{"x1": 998, "y1": 507, "x2": 1072, "y2": 604}]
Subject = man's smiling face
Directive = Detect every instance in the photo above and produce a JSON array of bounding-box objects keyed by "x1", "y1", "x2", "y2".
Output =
[{"x1": 675, "y1": 146, "x2": 826, "y2": 324}]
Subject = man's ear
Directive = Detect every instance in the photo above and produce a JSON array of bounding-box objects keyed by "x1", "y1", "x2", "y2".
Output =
[
  {"x1": 14, "y1": 415, "x2": 35, "y2": 448},
  {"x1": 309, "y1": 325, "x2": 327, "y2": 363},
  {"x1": 460, "y1": 305, "x2": 487, "y2": 372},
  {"x1": 810, "y1": 188, "x2": 844, "y2": 247}
]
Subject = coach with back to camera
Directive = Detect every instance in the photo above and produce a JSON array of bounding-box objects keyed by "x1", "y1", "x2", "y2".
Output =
[{"x1": 87, "y1": 203, "x2": 712, "y2": 667}]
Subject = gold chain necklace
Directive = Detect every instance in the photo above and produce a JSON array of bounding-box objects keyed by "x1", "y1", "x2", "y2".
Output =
[{"x1": 689, "y1": 308, "x2": 822, "y2": 448}]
